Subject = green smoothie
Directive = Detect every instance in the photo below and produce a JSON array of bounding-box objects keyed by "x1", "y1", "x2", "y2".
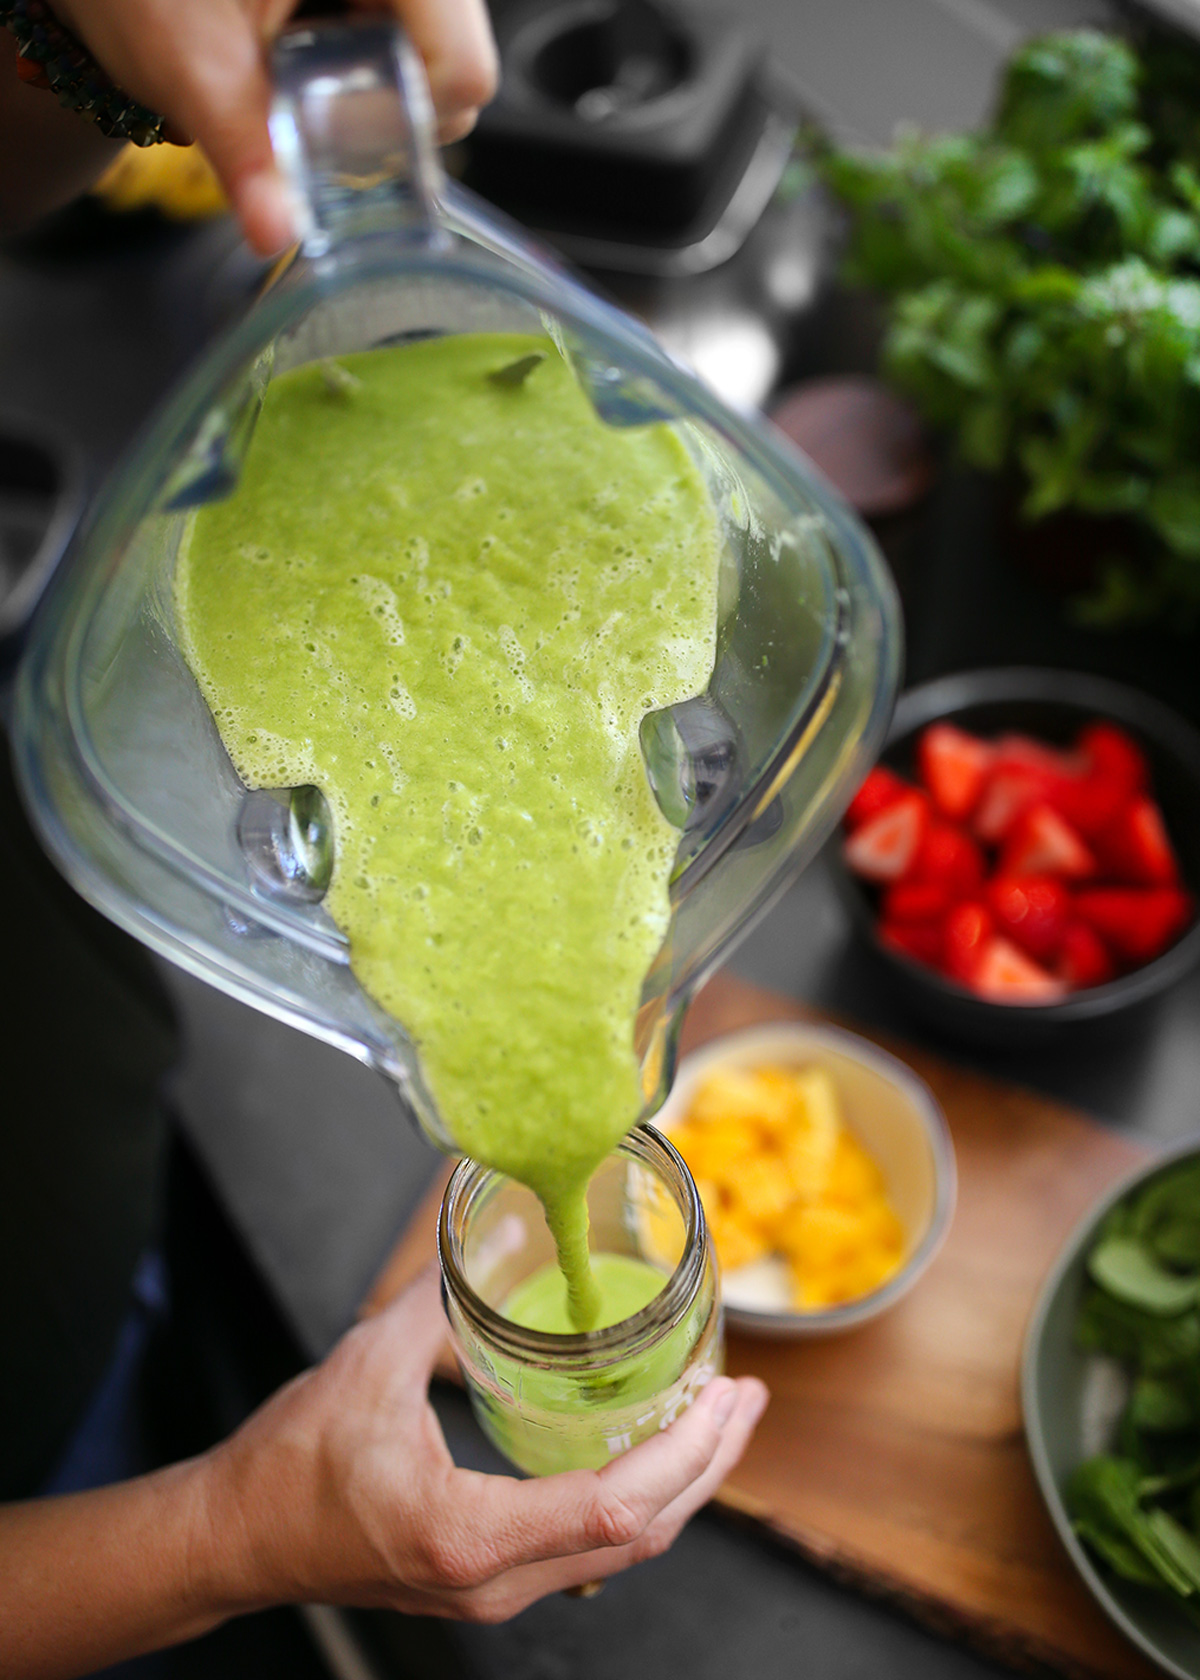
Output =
[
  {"x1": 504, "y1": 1253, "x2": 666, "y2": 1334},
  {"x1": 472, "y1": 1248, "x2": 718, "y2": 1476},
  {"x1": 177, "y1": 332, "x2": 720, "y2": 1329}
]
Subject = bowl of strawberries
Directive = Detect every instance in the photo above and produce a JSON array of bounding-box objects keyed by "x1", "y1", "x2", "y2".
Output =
[{"x1": 833, "y1": 668, "x2": 1200, "y2": 1041}]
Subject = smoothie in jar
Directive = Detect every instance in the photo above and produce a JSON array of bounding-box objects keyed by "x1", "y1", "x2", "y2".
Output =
[{"x1": 439, "y1": 1132, "x2": 722, "y2": 1474}]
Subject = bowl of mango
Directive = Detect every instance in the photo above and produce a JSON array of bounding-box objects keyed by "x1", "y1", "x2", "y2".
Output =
[{"x1": 653, "y1": 1021, "x2": 956, "y2": 1335}]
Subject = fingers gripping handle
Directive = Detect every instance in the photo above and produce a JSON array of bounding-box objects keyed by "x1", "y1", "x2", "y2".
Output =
[{"x1": 270, "y1": 18, "x2": 445, "y2": 257}]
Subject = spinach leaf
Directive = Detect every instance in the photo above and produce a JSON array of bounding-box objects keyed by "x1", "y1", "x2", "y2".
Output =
[
  {"x1": 1088, "y1": 1236, "x2": 1199, "y2": 1316},
  {"x1": 1147, "y1": 1508, "x2": 1200, "y2": 1592},
  {"x1": 1129, "y1": 1375, "x2": 1197, "y2": 1434},
  {"x1": 1063, "y1": 1160, "x2": 1200, "y2": 1607},
  {"x1": 1067, "y1": 1456, "x2": 1197, "y2": 1594},
  {"x1": 1077, "y1": 1285, "x2": 1200, "y2": 1374},
  {"x1": 1131, "y1": 1163, "x2": 1200, "y2": 1267},
  {"x1": 1073, "y1": 1516, "x2": 1163, "y2": 1588}
]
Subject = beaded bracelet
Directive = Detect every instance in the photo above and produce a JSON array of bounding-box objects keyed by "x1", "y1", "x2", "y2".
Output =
[{"x1": 0, "y1": 0, "x2": 168, "y2": 145}]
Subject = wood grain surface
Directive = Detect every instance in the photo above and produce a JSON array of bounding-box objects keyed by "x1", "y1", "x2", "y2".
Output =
[{"x1": 364, "y1": 970, "x2": 1158, "y2": 1680}]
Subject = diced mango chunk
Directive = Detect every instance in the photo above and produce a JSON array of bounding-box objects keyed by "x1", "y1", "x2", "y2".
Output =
[
  {"x1": 794, "y1": 1245, "x2": 903, "y2": 1310},
  {"x1": 667, "y1": 1058, "x2": 909, "y2": 1312},
  {"x1": 688, "y1": 1068, "x2": 784, "y2": 1131},
  {"x1": 779, "y1": 1202, "x2": 871, "y2": 1267},
  {"x1": 791, "y1": 1068, "x2": 842, "y2": 1149},
  {"x1": 825, "y1": 1131, "x2": 886, "y2": 1205},
  {"x1": 706, "y1": 1202, "x2": 770, "y2": 1272},
  {"x1": 671, "y1": 1114, "x2": 758, "y2": 1181},
  {"x1": 726, "y1": 1152, "x2": 795, "y2": 1231}
]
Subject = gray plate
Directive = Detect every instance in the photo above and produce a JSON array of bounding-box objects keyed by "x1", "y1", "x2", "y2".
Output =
[{"x1": 1023, "y1": 1138, "x2": 1200, "y2": 1680}]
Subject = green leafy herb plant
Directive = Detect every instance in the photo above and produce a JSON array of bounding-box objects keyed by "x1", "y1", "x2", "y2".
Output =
[{"x1": 821, "y1": 30, "x2": 1200, "y2": 625}]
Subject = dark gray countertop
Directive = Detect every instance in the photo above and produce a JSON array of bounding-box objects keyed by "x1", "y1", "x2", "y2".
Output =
[{"x1": 13, "y1": 2, "x2": 1200, "y2": 1677}]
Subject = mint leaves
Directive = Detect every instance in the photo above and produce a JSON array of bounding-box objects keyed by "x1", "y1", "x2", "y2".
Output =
[
  {"x1": 1066, "y1": 1158, "x2": 1200, "y2": 1602},
  {"x1": 821, "y1": 29, "x2": 1200, "y2": 624}
]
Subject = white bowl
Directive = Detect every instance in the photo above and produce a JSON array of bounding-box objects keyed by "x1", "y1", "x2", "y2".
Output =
[{"x1": 653, "y1": 1020, "x2": 956, "y2": 1336}]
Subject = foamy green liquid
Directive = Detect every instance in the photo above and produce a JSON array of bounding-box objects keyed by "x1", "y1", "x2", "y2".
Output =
[
  {"x1": 177, "y1": 333, "x2": 719, "y2": 1328},
  {"x1": 504, "y1": 1253, "x2": 666, "y2": 1334},
  {"x1": 485, "y1": 1253, "x2": 712, "y2": 1475}
]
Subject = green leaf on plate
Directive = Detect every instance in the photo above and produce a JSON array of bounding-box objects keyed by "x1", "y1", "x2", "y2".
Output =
[
  {"x1": 1140, "y1": 1455, "x2": 1200, "y2": 1500},
  {"x1": 1072, "y1": 1517, "x2": 1166, "y2": 1588},
  {"x1": 1154, "y1": 1219, "x2": 1200, "y2": 1269},
  {"x1": 1068, "y1": 1455, "x2": 1197, "y2": 1594},
  {"x1": 1130, "y1": 1375, "x2": 1198, "y2": 1434},
  {"x1": 1147, "y1": 1508, "x2": 1200, "y2": 1592},
  {"x1": 1088, "y1": 1236, "x2": 1199, "y2": 1316},
  {"x1": 1132, "y1": 1164, "x2": 1200, "y2": 1268}
]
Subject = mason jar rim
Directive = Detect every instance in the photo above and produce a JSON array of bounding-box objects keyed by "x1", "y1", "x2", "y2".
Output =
[{"x1": 437, "y1": 1124, "x2": 709, "y2": 1368}]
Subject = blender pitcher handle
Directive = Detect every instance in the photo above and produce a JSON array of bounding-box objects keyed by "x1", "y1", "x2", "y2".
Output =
[{"x1": 269, "y1": 18, "x2": 446, "y2": 258}]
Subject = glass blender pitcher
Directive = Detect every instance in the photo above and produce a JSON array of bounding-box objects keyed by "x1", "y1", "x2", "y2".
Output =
[{"x1": 13, "y1": 17, "x2": 900, "y2": 1149}]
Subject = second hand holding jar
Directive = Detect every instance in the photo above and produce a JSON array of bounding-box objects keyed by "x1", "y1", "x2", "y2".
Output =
[{"x1": 439, "y1": 1127, "x2": 722, "y2": 1477}]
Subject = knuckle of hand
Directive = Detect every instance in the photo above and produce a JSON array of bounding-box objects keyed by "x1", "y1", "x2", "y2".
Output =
[
  {"x1": 588, "y1": 1491, "x2": 646, "y2": 1551},
  {"x1": 634, "y1": 1517, "x2": 676, "y2": 1563},
  {"x1": 673, "y1": 1413, "x2": 721, "y2": 1479},
  {"x1": 457, "y1": 1592, "x2": 510, "y2": 1619},
  {"x1": 460, "y1": 1585, "x2": 518, "y2": 1626},
  {"x1": 687, "y1": 1430, "x2": 720, "y2": 1481},
  {"x1": 414, "y1": 1534, "x2": 486, "y2": 1592}
]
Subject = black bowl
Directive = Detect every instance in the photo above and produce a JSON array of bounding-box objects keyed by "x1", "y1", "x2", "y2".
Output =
[{"x1": 830, "y1": 668, "x2": 1200, "y2": 1046}]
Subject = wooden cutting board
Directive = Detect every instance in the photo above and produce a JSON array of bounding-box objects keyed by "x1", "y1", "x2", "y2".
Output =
[{"x1": 364, "y1": 971, "x2": 1158, "y2": 1680}]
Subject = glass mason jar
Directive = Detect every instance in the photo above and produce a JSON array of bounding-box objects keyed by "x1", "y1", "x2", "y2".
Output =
[{"x1": 439, "y1": 1127, "x2": 722, "y2": 1476}]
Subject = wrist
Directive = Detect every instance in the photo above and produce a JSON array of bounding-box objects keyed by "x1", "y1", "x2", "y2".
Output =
[
  {"x1": 183, "y1": 1444, "x2": 287, "y2": 1623},
  {"x1": 0, "y1": 0, "x2": 169, "y2": 144},
  {"x1": 195, "y1": 1394, "x2": 333, "y2": 1616}
]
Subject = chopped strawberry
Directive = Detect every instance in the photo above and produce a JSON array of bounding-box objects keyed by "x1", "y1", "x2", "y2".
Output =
[
  {"x1": 909, "y1": 821, "x2": 985, "y2": 896},
  {"x1": 1077, "y1": 721, "x2": 1149, "y2": 795},
  {"x1": 917, "y1": 722, "x2": 994, "y2": 821},
  {"x1": 844, "y1": 765, "x2": 909, "y2": 832},
  {"x1": 985, "y1": 875, "x2": 1070, "y2": 963},
  {"x1": 942, "y1": 901, "x2": 993, "y2": 986},
  {"x1": 1074, "y1": 887, "x2": 1194, "y2": 966},
  {"x1": 1057, "y1": 921, "x2": 1117, "y2": 990},
  {"x1": 881, "y1": 881, "x2": 953, "y2": 924},
  {"x1": 1094, "y1": 796, "x2": 1180, "y2": 888},
  {"x1": 843, "y1": 791, "x2": 929, "y2": 883},
  {"x1": 972, "y1": 937, "x2": 1067, "y2": 1003},
  {"x1": 879, "y1": 919, "x2": 944, "y2": 969},
  {"x1": 972, "y1": 766, "x2": 1057, "y2": 844},
  {"x1": 999, "y1": 803, "x2": 1095, "y2": 880},
  {"x1": 993, "y1": 732, "x2": 1081, "y2": 779},
  {"x1": 860, "y1": 711, "x2": 1189, "y2": 1000},
  {"x1": 1047, "y1": 771, "x2": 1129, "y2": 841}
]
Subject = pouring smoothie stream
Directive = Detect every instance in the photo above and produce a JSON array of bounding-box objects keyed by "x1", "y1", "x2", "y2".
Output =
[{"x1": 177, "y1": 331, "x2": 721, "y2": 1331}]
